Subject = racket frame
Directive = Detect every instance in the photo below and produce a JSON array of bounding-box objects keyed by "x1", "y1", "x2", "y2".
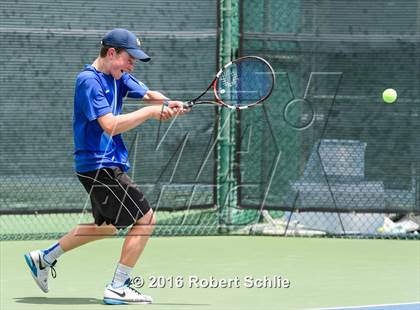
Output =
[{"x1": 185, "y1": 56, "x2": 275, "y2": 110}]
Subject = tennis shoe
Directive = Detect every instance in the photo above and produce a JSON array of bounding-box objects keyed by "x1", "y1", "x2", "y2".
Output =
[
  {"x1": 103, "y1": 279, "x2": 153, "y2": 305},
  {"x1": 24, "y1": 250, "x2": 57, "y2": 293}
]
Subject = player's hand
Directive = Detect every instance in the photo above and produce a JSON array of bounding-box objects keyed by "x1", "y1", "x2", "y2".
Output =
[
  {"x1": 166, "y1": 100, "x2": 190, "y2": 114},
  {"x1": 151, "y1": 101, "x2": 189, "y2": 121},
  {"x1": 152, "y1": 105, "x2": 175, "y2": 121}
]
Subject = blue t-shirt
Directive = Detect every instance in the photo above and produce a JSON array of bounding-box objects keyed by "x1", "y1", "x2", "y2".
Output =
[{"x1": 73, "y1": 65, "x2": 149, "y2": 173}]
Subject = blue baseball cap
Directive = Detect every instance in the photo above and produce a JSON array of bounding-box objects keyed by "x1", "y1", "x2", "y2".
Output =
[{"x1": 101, "y1": 28, "x2": 151, "y2": 62}]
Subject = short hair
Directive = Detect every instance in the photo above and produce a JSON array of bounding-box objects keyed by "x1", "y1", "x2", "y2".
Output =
[{"x1": 100, "y1": 45, "x2": 125, "y2": 58}]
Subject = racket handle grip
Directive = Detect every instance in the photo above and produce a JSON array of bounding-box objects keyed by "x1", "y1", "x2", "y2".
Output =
[{"x1": 183, "y1": 101, "x2": 194, "y2": 109}]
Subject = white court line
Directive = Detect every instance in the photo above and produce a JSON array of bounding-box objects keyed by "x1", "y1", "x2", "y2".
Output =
[{"x1": 305, "y1": 301, "x2": 420, "y2": 310}]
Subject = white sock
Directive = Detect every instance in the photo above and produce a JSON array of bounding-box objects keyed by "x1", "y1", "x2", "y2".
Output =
[
  {"x1": 111, "y1": 263, "x2": 133, "y2": 288},
  {"x1": 42, "y1": 242, "x2": 64, "y2": 265}
]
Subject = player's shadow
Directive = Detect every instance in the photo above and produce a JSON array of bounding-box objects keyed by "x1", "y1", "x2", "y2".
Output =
[
  {"x1": 15, "y1": 297, "x2": 211, "y2": 306},
  {"x1": 154, "y1": 303, "x2": 211, "y2": 306},
  {"x1": 14, "y1": 297, "x2": 102, "y2": 305}
]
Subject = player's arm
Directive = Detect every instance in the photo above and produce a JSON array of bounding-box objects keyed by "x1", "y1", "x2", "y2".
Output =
[
  {"x1": 142, "y1": 90, "x2": 169, "y2": 105},
  {"x1": 97, "y1": 106, "x2": 174, "y2": 137},
  {"x1": 143, "y1": 90, "x2": 186, "y2": 113},
  {"x1": 124, "y1": 74, "x2": 186, "y2": 111}
]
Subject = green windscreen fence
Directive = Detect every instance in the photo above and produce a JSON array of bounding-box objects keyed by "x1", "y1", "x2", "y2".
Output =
[
  {"x1": 1, "y1": 0, "x2": 419, "y2": 239},
  {"x1": 239, "y1": 0, "x2": 420, "y2": 222},
  {"x1": 0, "y1": 0, "x2": 220, "y2": 239}
]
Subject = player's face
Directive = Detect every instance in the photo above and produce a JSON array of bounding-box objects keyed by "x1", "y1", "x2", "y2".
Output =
[{"x1": 110, "y1": 50, "x2": 136, "y2": 80}]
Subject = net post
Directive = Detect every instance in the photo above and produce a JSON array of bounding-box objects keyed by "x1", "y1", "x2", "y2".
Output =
[{"x1": 217, "y1": 0, "x2": 240, "y2": 233}]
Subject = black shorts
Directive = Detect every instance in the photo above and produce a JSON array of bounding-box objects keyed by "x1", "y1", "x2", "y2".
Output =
[{"x1": 77, "y1": 167, "x2": 151, "y2": 229}]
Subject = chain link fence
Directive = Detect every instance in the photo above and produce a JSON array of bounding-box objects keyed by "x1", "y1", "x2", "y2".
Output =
[
  {"x1": 1, "y1": 0, "x2": 419, "y2": 240},
  {"x1": 237, "y1": 0, "x2": 420, "y2": 238}
]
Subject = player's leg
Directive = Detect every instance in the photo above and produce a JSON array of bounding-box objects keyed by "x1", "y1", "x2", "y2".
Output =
[
  {"x1": 103, "y1": 210, "x2": 155, "y2": 305},
  {"x1": 24, "y1": 168, "x2": 119, "y2": 293},
  {"x1": 103, "y1": 169, "x2": 155, "y2": 304},
  {"x1": 119, "y1": 209, "x2": 156, "y2": 266},
  {"x1": 59, "y1": 223, "x2": 117, "y2": 251},
  {"x1": 23, "y1": 223, "x2": 116, "y2": 293}
]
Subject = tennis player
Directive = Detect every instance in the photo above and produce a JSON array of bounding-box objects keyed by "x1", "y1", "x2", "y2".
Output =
[{"x1": 24, "y1": 28, "x2": 187, "y2": 305}]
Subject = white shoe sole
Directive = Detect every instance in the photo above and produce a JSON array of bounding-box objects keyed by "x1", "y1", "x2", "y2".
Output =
[
  {"x1": 103, "y1": 297, "x2": 152, "y2": 305},
  {"x1": 24, "y1": 253, "x2": 48, "y2": 293}
]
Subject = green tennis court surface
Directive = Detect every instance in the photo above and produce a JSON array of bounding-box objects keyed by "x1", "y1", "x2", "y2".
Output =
[
  {"x1": 1, "y1": 237, "x2": 419, "y2": 310},
  {"x1": 318, "y1": 302, "x2": 420, "y2": 310}
]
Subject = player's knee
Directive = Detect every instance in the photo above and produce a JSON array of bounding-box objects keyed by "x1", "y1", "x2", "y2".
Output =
[
  {"x1": 134, "y1": 209, "x2": 156, "y2": 231},
  {"x1": 97, "y1": 224, "x2": 117, "y2": 236},
  {"x1": 146, "y1": 211, "x2": 156, "y2": 230},
  {"x1": 74, "y1": 223, "x2": 117, "y2": 236},
  {"x1": 107, "y1": 225, "x2": 118, "y2": 235},
  {"x1": 149, "y1": 212, "x2": 157, "y2": 226}
]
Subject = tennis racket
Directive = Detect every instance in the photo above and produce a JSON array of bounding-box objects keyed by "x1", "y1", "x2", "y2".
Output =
[{"x1": 183, "y1": 56, "x2": 275, "y2": 110}]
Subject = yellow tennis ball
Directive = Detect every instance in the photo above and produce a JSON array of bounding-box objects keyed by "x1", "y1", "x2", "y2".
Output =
[{"x1": 383, "y1": 88, "x2": 397, "y2": 104}]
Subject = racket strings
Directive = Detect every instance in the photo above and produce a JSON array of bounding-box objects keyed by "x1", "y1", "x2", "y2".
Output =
[{"x1": 216, "y1": 58, "x2": 274, "y2": 108}]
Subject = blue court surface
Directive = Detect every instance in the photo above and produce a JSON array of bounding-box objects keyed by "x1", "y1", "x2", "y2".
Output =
[{"x1": 318, "y1": 302, "x2": 420, "y2": 310}]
